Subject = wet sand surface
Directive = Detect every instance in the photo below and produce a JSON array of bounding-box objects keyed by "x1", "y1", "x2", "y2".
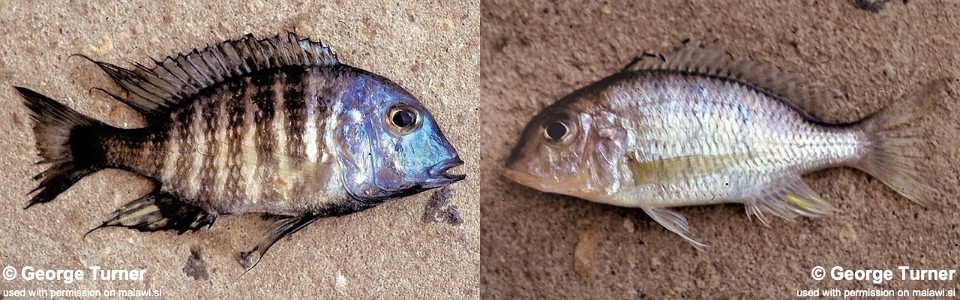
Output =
[
  {"x1": 481, "y1": 1, "x2": 960, "y2": 298},
  {"x1": 0, "y1": 1, "x2": 479, "y2": 298}
]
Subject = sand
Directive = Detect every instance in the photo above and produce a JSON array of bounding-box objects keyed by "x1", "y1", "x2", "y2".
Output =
[
  {"x1": 0, "y1": 1, "x2": 478, "y2": 299},
  {"x1": 481, "y1": 0, "x2": 960, "y2": 298},
  {"x1": 2, "y1": 0, "x2": 959, "y2": 299}
]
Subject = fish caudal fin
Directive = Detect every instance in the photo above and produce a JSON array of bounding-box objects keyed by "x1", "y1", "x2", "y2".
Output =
[
  {"x1": 854, "y1": 78, "x2": 950, "y2": 205},
  {"x1": 17, "y1": 87, "x2": 108, "y2": 208}
]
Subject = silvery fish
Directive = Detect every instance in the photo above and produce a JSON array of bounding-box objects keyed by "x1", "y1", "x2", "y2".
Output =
[
  {"x1": 17, "y1": 33, "x2": 465, "y2": 269},
  {"x1": 503, "y1": 45, "x2": 945, "y2": 247}
]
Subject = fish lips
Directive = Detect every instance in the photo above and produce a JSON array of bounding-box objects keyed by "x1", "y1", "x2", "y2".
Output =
[
  {"x1": 501, "y1": 168, "x2": 542, "y2": 191},
  {"x1": 501, "y1": 167, "x2": 563, "y2": 196},
  {"x1": 423, "y1": 157, "x2": 466, "y2": 188}
]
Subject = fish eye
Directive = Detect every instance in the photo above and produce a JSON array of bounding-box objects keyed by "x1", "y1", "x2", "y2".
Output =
[
  {"x1": 387, "y1": 105, "x2": 420, "y2": 132},
  {"x1": 544, "y1": 120, "x2": 569, "y2": 141},
  {"x1": 392, "y1": 109, "x2": 416, "y2": 127}
]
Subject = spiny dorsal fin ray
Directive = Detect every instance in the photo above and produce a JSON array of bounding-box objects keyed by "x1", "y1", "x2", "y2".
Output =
[
  {"x1": 625, "y1": 43, "x2": 843, "y2": 122},
  {"x1": 85, "y1": 32, "x2": 339, "y2": 122}
]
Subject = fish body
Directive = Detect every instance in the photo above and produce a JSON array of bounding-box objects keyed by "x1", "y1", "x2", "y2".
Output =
[
  {"x1": 504, "y1": 46, "x2": 943, "y2": 246},
  {"x1": 556, "y1": 72, "x2": 861, "y2": 207},
  {"x1": 18, "y1": 33, "x2": 464, "y2": 269},
  {"x1": 101, "y1": 65, "x2": 458, "y2": 216}
]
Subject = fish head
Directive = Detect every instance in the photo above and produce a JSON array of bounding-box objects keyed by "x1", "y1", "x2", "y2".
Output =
[
  {"x1": 337, "y1": 73, "x2": 465, "y2": 201},
  {"x1": 503, "y1": 98, "x2": 626, "y2": 201}
]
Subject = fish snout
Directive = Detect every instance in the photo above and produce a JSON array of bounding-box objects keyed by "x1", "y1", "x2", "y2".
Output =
[{"x1": 501, "y1": 167, "x2": 541, "y2": 191}]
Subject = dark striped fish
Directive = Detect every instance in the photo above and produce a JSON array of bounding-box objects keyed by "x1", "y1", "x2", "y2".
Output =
[{"x1": 17, "y1": 33, "x2": 465, "y2": 270}]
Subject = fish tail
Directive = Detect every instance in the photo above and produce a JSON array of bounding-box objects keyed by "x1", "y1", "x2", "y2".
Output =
[
  {"x1": 853, "y1": 78, "x2": 949, "y2": 205},
  {"x1": 17, "y1": 87, "x2": 109, "y2": 208}
]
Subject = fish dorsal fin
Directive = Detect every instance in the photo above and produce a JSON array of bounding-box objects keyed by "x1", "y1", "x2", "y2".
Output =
[
  {"x1": 624, "y1": 44, "x2": 841, "y2": 121},
  {"x1": 86, "y1": 32, "x2": 339, "y2": 122}
]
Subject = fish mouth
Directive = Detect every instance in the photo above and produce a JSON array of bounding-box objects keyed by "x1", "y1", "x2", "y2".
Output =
[
  {"x1": 424, "y1": 157, "x2": 466, "y2": 188},
  {"x1": 502, "y1": 168, "x2": 543, "y2": 191},
  {"x1": 502, "y1": 167, "x2": 567, "y2": 196}
]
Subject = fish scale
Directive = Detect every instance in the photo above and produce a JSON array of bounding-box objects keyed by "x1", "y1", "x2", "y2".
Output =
[
  {"x1": 621, "y1": 74, "x2": 861, "y2": 206},
  {"x1": 221, "y1": 80, "x2": 247, "y2": 203},
  {"x1": 504, "y1": 45, "x2": 943, "y2": 247},
  {"x1": 17, "y1": 33, "x2": 464, "y2": 270},
  {"x1": 621, "y1": 74, "x2": 859, "y2": 174},
  {"x1": 131, "y1": 66, "x2": 342, "y2": 214}
]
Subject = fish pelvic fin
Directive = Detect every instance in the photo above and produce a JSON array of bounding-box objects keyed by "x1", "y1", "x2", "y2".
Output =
[
  {"x1": 238, "y1": 213, "x2": 323, "y2": 273},
  {"x1": 17, "y1": 87, "x2": 109, "y2": 208},
  {"x1": 85, "y1": 191, "x2": 216, "y2": 238},
  {"x1": 745, "y1": 175, "x2": 835, "y2": 226},
  {"x1": 641, "y1": 207, "x2": 708, "y2": 250},
  {"x1": 853, "y1": 78, "x2": 950, "y2": 205}
]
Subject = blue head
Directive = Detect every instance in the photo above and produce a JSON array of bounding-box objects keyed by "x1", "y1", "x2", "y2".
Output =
[{"x1": 334, "y1": 68, "x2": 465, "y2": 201}]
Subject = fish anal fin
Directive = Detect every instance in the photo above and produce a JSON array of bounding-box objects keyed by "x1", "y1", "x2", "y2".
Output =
[
  {"x1": 629, "y1": 153, "x2": 757, "y2": 185},
  {"x1": 625, "y1": 43, "x2": 842, "y2": 121},
  {"x1": 745, "y1": 175, "x2": 835, "y2": 226},
  {"x1": 83, "y1": 33, "x2": 340, "y2": 123},
  {"x1": 85, "y1": 192, "x2": 216, "y2": 237},
  {"x1": 642, "y1": 207, "x2": 707, "y2": 249}
]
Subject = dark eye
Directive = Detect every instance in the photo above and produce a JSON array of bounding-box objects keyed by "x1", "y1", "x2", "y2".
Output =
[
  {"x1": 544, "y1": 121, "x2": 568, "y2": 141},
  {"x1": 389, "y1": 107, "x2": 418, "y2": 128}
]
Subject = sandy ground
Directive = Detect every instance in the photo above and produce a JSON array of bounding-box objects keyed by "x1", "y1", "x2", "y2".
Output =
[
  {"x1": 0, "y1": 1, "x2": 478, "y2": 299},
  {"x1": 481, "y1": 0, "x2": 960, "y2": 298}
]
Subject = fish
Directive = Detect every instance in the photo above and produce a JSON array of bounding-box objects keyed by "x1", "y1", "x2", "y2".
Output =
[
  {"x1": 502, "y1": 45, "x2": 946, "y2": 247},
  {"x1": 16, "y1": 33, "x2": 465, "y2": 269}
]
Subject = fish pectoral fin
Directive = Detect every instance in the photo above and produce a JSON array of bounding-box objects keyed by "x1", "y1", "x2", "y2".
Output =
[
  {"x1": 629, "y1": 153, "x2": 757, "y2": 185},
  {"x1": 641, "y1": 207, "x2": 707, "y2": 249},
  {"x1": 745, "y1": 175, "x2": 835, "y2": 226},
  {"x1": 85, "y1": 192, "x2": 216, "y2": 238},
  {"x1": 238, "y1": 213, "x2": 323, "y2": 273}
]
